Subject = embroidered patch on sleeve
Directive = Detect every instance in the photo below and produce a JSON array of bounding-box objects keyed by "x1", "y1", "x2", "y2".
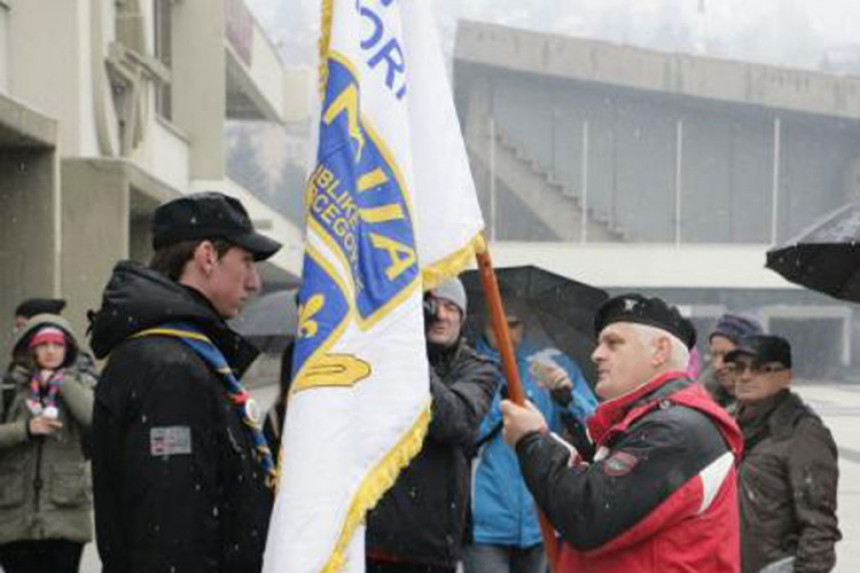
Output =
[
  {"x1": 601, "y1": 450, "x2": 639, "y2": 477},
  {"x1": 150, "y1": 426, "x2": 192, "y2": 457}
]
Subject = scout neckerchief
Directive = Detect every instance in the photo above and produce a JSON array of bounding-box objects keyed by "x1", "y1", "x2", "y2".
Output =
[
  {"x1": 27, "y1": 369, "x2": 63, "y2": 419},
  {"x1": 134, "y1": 322, "x2": 277, "y2": 489}
]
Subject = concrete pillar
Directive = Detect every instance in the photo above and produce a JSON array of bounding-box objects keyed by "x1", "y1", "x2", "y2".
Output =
[
  {"x1": 60, "y1": 159, "x2": 130, "y2": 345},
  {"x1": 0, "y1": 149, "x2": 60, "y2": 358},
  {"x1": 7, "y1": 0, "x2": 99, "y2": 157},
  {"x1": 171, "y1": 0, "x2": 226, "y2": 180}
]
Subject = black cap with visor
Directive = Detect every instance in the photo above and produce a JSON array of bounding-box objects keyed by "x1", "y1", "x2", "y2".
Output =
[{"x1": 152, "y1": 191, "x2": 282, "y2": 261}]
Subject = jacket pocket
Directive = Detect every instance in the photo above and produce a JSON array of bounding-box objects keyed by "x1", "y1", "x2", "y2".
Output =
[
  {"x1": 49, "y1": 462, "x2": 89, "y2": 507},
  {"x1": 0, "y1": 460, "x2": 26, "y2": 508}
]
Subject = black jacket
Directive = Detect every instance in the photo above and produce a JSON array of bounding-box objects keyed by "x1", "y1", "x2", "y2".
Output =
[
  {"x1": 366, "y1": 338, "x2": 499, "y2": 568},
  {"x1": 737, "y1": 390, "x2": 840, "y2": 573},
  {"x1": 88, "y1": 261, "x2": 273, "y2": 573}
]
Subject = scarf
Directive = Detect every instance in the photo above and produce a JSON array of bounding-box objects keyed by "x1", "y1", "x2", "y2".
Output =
[
  {"x1": 27, "y1": 369, "x2": 63, "y2": 418},
  {"x1": 135, "y1": 322, "x2": 277, "y2": 489}
]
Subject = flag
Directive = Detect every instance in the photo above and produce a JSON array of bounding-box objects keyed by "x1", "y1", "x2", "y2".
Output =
[{"x1": 262, "y1": 0, "x2": 485, "y2": 571}]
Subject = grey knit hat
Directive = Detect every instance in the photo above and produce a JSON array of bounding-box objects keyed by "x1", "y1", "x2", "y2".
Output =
[{"x1": 431, "y1": 277, "x2": 467, "y2": 316}]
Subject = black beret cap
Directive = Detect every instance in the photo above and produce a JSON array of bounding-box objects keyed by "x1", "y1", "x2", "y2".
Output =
[
  {"x1": 152, "y1": 191, "x2": 282, "y2": 261},
  {"x1": 15, "y1": 298, "x2": 66, "y2": 319},
  {"x1": 726, "y1": 335, "x2": 792, "y2": 368},
  {"x1": 594, "y1": 293, "x2": 697, "y2": 349}
]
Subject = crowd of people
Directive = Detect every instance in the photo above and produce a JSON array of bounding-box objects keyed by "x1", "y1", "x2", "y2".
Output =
[{"x1": 0, "y1": 190, "x2": 843, "y2": 573}]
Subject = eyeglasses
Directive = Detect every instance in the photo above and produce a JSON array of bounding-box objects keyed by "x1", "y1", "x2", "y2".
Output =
[{"x1": 729, "y1": 362, "x2": 786, "y2": 375}]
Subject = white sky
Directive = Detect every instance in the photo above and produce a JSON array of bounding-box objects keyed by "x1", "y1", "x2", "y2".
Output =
[{"x1": 247, "y1": 0, "x2": 860, "y2": 72}]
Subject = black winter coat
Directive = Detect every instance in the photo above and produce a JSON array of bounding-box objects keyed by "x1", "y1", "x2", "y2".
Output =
[
  {"x1": 366, "y1": 339, "x2": 499, "y2": 568},
  {"x1": 88, "y1": 261, "x2": 273, "y2": 573},
  {"x1": 737, "y1": 390, "x2": 841, "y2": 573}
]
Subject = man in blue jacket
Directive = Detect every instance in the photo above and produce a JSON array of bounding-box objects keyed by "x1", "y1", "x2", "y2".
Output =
[{"x1": 467, "y1": 313, "x2": 597, "y2": 573}]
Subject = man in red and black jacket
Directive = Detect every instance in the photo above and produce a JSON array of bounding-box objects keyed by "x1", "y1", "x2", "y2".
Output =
[{"x1": 502, "y1": 293, "x2": 743, "y2": 573}]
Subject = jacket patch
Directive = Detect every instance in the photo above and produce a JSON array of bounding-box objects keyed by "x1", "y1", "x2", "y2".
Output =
[
  {"x1": 602, "y1": 451, "x2": 638, "y2": 477},
  {"x1": 150, "y1": 426, "x2": 192, "y2": 457}
]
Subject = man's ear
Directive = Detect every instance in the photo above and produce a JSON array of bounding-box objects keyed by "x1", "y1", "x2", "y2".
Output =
[
  {"x1": 653, "y1": 336, "x2": 672, "y2": 367},
  {"x1": 192, "y1": 240, "x2": 218, "y2": 276}
]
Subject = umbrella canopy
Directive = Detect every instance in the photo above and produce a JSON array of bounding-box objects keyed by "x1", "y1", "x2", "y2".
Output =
[
  {"x1": 766, "y1": 202, "x2": 860, "y2": 302},
  {"x1": 229, "y1": 289, "x2": 299, "y2": 353},
  {"x1": 460, "y1": 265, "x2": 608, "y2": 384}
]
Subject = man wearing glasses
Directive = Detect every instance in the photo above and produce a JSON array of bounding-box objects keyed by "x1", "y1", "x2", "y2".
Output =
[{"x1": 728, "y1": 335, "x2": 841, "y2": 573}]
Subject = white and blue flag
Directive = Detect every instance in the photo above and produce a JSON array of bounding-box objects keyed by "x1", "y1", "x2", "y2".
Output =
[{"x1": 263, "y1": 1, "x2": 485, "y2": 572}]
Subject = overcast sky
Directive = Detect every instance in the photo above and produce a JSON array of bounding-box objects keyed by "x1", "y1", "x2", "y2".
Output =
[{"x1": 246, "y1": 0, "x2": 860, "y2": 72}]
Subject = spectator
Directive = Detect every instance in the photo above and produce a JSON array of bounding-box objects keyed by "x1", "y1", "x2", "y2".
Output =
[
  {"x1": 13, "y1": 299, "x2": 67, "y2": 332},
  {"x1": 5, "y1": 299, "x2": 97, "y2": 419},
  {"x1": 87, "y1": 191, "x2": 281, "y2": 572},
  {"x1": 466, "y1": 312, "x2": 596, "y2": 573},
  {"x1": 366, "y1": 277, "x2": 499, "y2": 573},
  {"x1": 701, "y1": 313, "x2": 763, "y2": 412},
  {"x1": 501, "y1": 293, "x2": 743, "y2": 572},
  {"x1": 0, "y1": 315, "x2": 96, "y2": 573},
  {"x1": 728, "y1": 335, "x2": 841, "y2": 573}
]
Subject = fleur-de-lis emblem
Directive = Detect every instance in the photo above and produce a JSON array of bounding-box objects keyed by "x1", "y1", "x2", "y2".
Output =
[{"x1": 298, "y1": 294, "x2": 325, "y2": 339}]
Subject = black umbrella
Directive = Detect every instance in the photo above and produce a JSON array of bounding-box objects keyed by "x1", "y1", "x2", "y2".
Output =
[
  {"x1": 229, "y1": 289, "x2": 299, "y2": 353},
  {"x1": 766, "y1": 201, "x2": 860, "y2": 302},
  {"x1": 460, "y1": 265, "x2": 608, "y2": 384}
]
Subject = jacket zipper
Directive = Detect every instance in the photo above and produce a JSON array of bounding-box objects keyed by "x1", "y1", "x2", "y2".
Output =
[{"x1": 33, "y1": 435, "x2": 44, "y2": 516}]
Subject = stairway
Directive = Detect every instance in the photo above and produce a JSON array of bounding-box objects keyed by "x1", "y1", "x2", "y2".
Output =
[{"x1": 466, "y1": 120, "x2": 626, "y2": 243}]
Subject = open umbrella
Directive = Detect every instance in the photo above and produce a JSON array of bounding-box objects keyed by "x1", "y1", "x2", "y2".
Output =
[
  {"x1": 229, "y1": 289, "x2": 299, "y2": 353},
  {"x1": 766, "y1": 201, "x2": 860, "y2": 302},
  {"x1": 460, "y1": 265, "x2": 608, "y2": 384}
]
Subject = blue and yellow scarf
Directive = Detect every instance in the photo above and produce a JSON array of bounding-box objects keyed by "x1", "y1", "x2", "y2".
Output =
[{"x1": 135, "y1": 322, "x2": 277, "y2": 489}]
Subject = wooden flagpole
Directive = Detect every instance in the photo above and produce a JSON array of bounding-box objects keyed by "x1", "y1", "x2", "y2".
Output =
[{"x1": 475, "y1": 244, "x2": 559, "y2": 570}]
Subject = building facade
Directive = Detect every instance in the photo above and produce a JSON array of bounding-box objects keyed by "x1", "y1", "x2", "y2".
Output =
[{"x1": 0, "y1": 0, "x2": 304, "y2": 357}]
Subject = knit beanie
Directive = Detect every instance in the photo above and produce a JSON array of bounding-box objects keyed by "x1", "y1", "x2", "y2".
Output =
[
  {"x1": 28, "y1": 327, "x2": 67, "y2": 349},
  {"x1": 431, "y1": 277, "x2": 467, "y2": 316},
  {"x1": 709, "y1": 313, "x2": 763, "y2": 345}
]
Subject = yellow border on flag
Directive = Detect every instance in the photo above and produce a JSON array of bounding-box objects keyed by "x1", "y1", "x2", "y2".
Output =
[
  {"x1": 422, "y1": 233, "x2": 486, "y2": 291},
  {"x1": 320, "y1": 398, "x2": 431, "y2": 573}
]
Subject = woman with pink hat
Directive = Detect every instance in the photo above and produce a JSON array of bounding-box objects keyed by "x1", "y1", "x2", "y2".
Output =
[{"x1": 0, "y1": 314, "x2": 95, "y2": 572}]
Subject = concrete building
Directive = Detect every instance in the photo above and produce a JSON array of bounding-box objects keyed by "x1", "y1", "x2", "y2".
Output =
[
  {"x1": 0, "y1": 0, "x2": 304, "y2": 357},
  {"x1": 454, "y1": 21, "x2": 860, "y2": 380}
]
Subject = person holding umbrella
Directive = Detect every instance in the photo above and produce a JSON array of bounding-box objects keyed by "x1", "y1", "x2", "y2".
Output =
[
  {"x1": 501, "y1": 293, "x2": 743, "y2": 573},
  {"x1": 466, "y1": 310, "x2": 596, "y2": 573}
]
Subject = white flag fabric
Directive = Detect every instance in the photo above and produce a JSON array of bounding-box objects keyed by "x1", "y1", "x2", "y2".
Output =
[{"x1": 262, "y1": 0, "x2": 484, "y2": 572}]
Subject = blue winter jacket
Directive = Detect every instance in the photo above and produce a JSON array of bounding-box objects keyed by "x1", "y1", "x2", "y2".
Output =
[{"x1": 471, "y1": 338, "x2": 597, "y2": 548}]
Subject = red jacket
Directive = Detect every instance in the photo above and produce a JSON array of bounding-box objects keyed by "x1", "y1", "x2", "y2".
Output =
[{"x1": 515, "y1": 372, "x2": 742, "y2": 573}]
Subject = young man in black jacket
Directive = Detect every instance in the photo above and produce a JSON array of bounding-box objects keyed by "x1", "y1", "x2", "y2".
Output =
[
  {"x1": 366, "y1": 277, "x2": 500, "y2": 573},
  {"x1": 88, "y1": 191, "x2": 281, "y2": 573}
]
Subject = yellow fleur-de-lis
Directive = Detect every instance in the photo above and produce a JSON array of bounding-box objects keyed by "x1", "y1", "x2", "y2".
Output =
[
  {"x1": 291, "y1": 353, "x2": 371, "y2": 394},
  {"x1": 298, "y1": 294, "x2": 325, "y2": 339}
]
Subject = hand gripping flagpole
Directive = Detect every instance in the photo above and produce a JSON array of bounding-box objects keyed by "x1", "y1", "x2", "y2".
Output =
[{"x1": 475, "y1": 241, "x2": 559, "y2": 571}]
